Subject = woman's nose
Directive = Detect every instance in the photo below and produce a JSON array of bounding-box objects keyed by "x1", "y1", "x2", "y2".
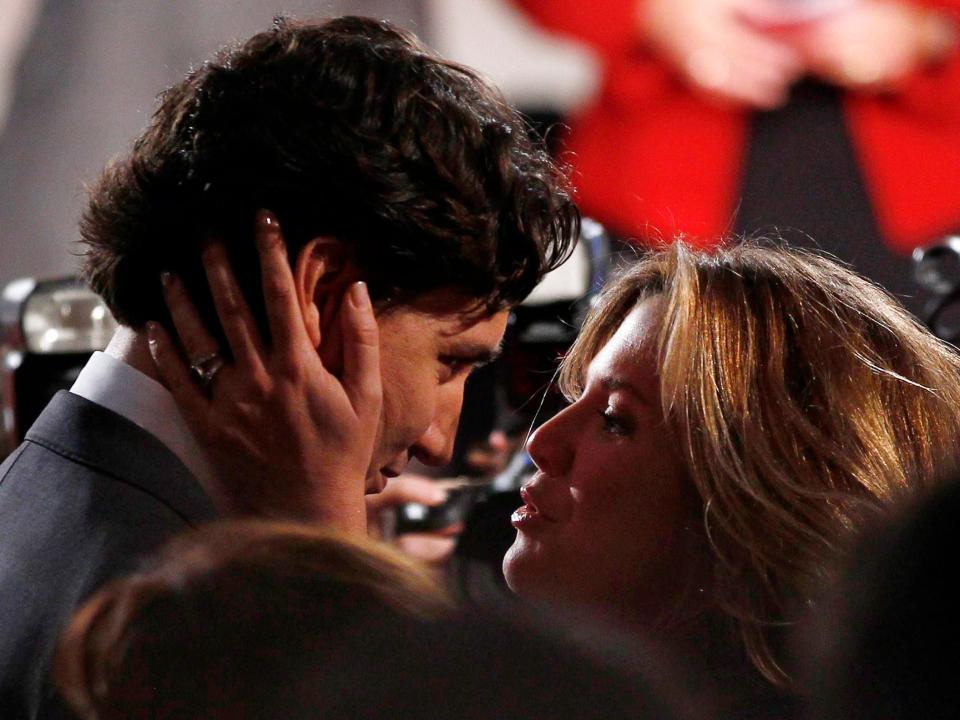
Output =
[{"x1": 525, "y1": 403, "x2": 575, "y2": 476}]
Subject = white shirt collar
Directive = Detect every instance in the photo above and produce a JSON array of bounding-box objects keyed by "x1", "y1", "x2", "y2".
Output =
[{"x1": 70, "y1": 351, "x2": 215, "y2": 489}]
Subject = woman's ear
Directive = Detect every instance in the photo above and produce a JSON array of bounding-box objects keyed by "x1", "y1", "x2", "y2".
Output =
[{"x1": 293, "y1": 236, "x2": 358, "y2": 348}]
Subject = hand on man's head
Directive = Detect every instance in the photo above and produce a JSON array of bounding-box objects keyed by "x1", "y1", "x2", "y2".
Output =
[{"x1": 149, "y1": 211, "x2": 381, "y2": 534}]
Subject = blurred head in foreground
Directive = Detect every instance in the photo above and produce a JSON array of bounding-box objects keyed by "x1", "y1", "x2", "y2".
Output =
[
  {"x1": 804, "y1": 475, "x2": 960, "y2": 720},
  {"x1": 55, "y1": 521, "x2": 691, "y2": 720},
  {"x1": 503, "y1": 240, "x2": 960, "y2": 689}
]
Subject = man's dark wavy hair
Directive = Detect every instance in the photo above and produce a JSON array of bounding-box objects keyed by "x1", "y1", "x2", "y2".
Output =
[{"x1": 80, "y1": 16, "x2": 578, "y2": 330}]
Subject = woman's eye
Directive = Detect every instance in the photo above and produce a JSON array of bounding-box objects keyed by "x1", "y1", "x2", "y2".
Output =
[{"x1": 599, "y1": 409, "x2": 630, "y2": 436}]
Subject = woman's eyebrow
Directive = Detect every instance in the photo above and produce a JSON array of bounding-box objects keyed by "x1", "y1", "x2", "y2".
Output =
[{"x1": 599, "y1": 375, "x2": 653, "y2": 403}]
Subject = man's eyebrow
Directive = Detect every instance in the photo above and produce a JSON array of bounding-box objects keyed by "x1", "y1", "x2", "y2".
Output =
[{"x1": 445, "y1": 342, "x2": 503, "y2": 366}]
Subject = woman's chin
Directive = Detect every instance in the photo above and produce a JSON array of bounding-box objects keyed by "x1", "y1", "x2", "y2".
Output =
[
  {"x1": 502, "y1": 535, "x2": 556, "y2": 601},
  {"x1": 502, "y1": 537, "x2": 535, "y2": 596},
  {"x1": 501, "y1": 539, "x2": 521, "y2": 590}
]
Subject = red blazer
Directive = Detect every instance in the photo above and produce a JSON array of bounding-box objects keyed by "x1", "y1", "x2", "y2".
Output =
[{"x1": 515, "y1": 0, "x2": 960, "y2": 253}]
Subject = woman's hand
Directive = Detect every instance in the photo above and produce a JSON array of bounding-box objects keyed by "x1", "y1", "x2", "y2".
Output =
[
  {"x1": 640, "y1": 0, "x2": 804, "y2": 108},
  {"x1": 146, "y1": 210, "x2": 381, "y2": 535},
  {"x1": 801, "y1": 1, "x2": 958, "y2": 91}
]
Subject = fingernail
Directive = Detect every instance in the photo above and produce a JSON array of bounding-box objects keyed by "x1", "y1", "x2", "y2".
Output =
[
  {"x1": 349, "y1": 281, "x2": 371, "y2": 310},
  {"x1": 160, "y1": 271, "x2": 172, "y2": 287},
  {"x1": 256, "y1": 208, "x2": 279, "y2": 232}
]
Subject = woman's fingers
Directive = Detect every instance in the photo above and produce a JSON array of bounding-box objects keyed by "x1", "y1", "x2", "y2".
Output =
[
  {"x1": 340, "y1": 281, "x2": 382, "y2": 411},
  {"x1": 254, "y1": 209, "x2": 312, "y2": 351},
  {"x1": 201, "y1": 241, "x2": 265, "y2": 373},
  {"x1": 160, "y1": 272, "x2": 221, "y2": 367},
  {"x1": 146, "y1": 321, "x2": 209, "y2": 429}
]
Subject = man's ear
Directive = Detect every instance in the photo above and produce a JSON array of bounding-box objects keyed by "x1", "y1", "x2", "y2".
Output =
[{"x1": 292, "y1": 236, "x2": 359, "y2": 349}]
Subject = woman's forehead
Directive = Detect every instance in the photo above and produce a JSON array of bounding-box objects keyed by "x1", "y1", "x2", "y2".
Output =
[
  {"x1": 608, "y1": 297, "x2": 666, "y2": 351},
  {"x1": 586, "y1": 299, "x2": 665, "y2": 393}
]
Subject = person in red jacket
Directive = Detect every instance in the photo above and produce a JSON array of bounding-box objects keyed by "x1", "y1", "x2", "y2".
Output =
[{"x1": 514, "y1": 0, "x2": 960, "y2": 308}]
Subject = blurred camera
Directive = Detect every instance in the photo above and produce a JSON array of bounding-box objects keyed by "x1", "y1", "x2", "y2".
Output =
[
  {"x1": 0, "y1": 277, "x2": 116, "y2": 456},
  {"x1": 394, "y1": 481, "x2": 481, "y2": 535},
  {"x1": 914, "y1": 237, "x2": 960, "y2": 344}
]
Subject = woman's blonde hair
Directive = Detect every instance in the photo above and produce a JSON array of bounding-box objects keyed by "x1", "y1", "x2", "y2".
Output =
[{"x1": 560, "y1": 240, "x2": 960, "y2": 685}]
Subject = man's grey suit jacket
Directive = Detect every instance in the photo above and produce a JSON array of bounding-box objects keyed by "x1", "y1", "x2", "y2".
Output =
[{"x1": 0, "y1": 391, "x2": 217, "y2": 719}]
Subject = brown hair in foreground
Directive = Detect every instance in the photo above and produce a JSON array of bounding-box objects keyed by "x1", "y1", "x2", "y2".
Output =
[
  {"x1": 55, "y1": 521, "x2": 693, "y2": 720},
  {"x1": 54, "y1": 521, "x2": 452, "y2": 720},
  {"x1": 560, "y1": 239, "x2": 960, "y2": 685},
  {"x1": 80, "y1": 16, "x2": 577, "y2": 335}
]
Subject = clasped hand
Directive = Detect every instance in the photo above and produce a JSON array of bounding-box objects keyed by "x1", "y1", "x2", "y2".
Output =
[{"x1": 641, "y1": 0, "x2": 954, "y2": 106}]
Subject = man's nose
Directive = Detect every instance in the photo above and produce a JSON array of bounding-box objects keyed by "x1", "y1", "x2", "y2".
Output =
[
  {"x1": 411, "y1": 417, "x2": 458, "y2": 467},
  {"x1": 411, "y1": 387, "x2": 464, "y2": 467}
]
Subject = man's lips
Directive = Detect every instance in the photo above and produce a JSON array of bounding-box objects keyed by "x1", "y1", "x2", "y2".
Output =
[
  {"x1": 367, "y1": 474, "x2": 387, "y2": 495},
  {"x1": 367, "y1": 463, "x2": 404, "y2": 495},
  {"x1": 366, "y1": 469, "x2": 394, "y2": 495}
]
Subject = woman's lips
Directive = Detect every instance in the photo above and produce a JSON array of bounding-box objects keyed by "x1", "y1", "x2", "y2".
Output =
[{"x1": 511, "y1": 485, "x2": 555, "y2": 530}]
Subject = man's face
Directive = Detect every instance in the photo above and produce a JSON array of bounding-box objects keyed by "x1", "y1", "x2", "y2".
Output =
[{"x1": 363, "y1": 289, "x2": 509, "y2": 493}]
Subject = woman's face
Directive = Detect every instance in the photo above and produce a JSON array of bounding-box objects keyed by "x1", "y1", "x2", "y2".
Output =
[{"x1": 503, "y1": 297, "x2": 699, "y2": 626}]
